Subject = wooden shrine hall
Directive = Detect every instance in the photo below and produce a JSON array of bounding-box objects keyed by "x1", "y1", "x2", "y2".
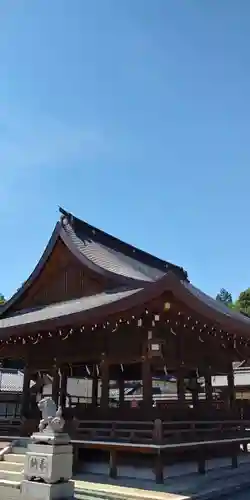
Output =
[{"x1": 1, "y1": 207, "x2": 250, "y2": 477}]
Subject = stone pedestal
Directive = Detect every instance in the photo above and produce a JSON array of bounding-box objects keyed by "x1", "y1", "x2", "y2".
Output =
[
  {"x1": 24, "y1": 442, "x2": 73, "y2": 483},
  {"x1": 21, "y1": 431, "x2": 74, "y2": 500},
  {"x1": 21, "y1": 480, "x2": 74, "y2": 500},
  {"x1": 31, "y1": 431, "x2": 71, "y2": 446}
]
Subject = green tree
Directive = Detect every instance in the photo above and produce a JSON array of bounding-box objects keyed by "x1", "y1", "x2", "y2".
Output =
[
  {"x1": 216, "y1": 288, "x2": 233, "y2": 308},
  {"x1": 0, "y1": 294, "x2": 5, "y2": 305},
  {"x1": 235, "y1": 288, "x2": 250, "y2": 316}
]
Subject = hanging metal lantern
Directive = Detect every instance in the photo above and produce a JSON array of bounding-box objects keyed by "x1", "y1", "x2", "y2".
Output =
[{"x1": 148, "y1": 339, "x2": 164, "y2": 358}]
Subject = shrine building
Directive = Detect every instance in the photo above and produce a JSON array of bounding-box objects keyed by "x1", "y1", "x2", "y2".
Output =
[{"x1": 0, "y1": 207, "x2": 250, "y2": 480}]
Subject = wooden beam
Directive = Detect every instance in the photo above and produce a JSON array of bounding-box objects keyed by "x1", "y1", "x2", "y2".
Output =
[
  {"x1": 20, "y1": 366, "x2": 32, "y2": 418},
  {"x1": 118, "y1": 378, "x2": 125, "y2": 408},
  {"x1": 176, "y1": 326, "x2": 185, "y2": 405},
  {"x1": 52, "y1": 366, "x2": 60, "y2": 406},
  {"x1": 100, "y1": 358, "x2": 109, "y2": 409},
  {"x1": 92, "y1": 366, "x2": 98, "y2": 407},
  {"x1": 177, "y1": 370, "x2": 185, "y2": 405},
  {"x1": 227, "y1": 362, "x2": 235, "y2": 409},
  {"x1": 205, "y1": 370, "x2": 213, "y2": 403},
  {"x1": 142, "y1": 357, "x2": 152, "y2": 409},
  {"x1": 59, "y1": 366, "x2": 68, "y2": 410}
]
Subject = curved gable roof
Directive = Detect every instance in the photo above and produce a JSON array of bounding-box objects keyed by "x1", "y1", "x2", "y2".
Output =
[
  {"x1": 59, "y1": 207, "x2": 187, "y2": 282},
  {"x1": 1, "y1": 208, "x2": 187, "y2": 317}
]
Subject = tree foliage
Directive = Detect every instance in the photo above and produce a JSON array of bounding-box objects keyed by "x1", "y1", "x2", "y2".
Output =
[
  {"x1": 216, "y1": 287, "x2": 250, "y2": 317},
  {"x1": 0, "y1": 294, "x2": 5, "y2": 305},
  {"x1": 216, "y1": 288, "x2": 233, "y2": 307},
  {"x1": 235, "y1": 288, "x2": 250, "y2": 316}
]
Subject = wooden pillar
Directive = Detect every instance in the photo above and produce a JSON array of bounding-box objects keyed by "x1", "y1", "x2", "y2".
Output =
[
  {"x1": 142, "y1": 357, "x2": 152, "y2": 409},
  {"x1": 155, "y1": 450, "x2": 164, "y2": 483},
  {"x1": 231, "y1": 443, "x2": 238, "y2": 469},
  {"x1": 92, "y1": 366, "x2": 98, "y2": 407},
  {"x1": 205, "y1": 370, "x2": 213, "y2": 404},
  {"x1": 52, "y1": 366, "x2": 60, "y2": 406},
  {"x1": 189, "y1": 375, "x2": 199, "y2": 408},
  {"x1": 153, "y1": 419, "x2": 163, "y2": 444},
  {"x1": 59, "y1": 366, "x2": 68, "y2": 410},
  {"x1": 153, "y1": 419, "x2": 164, "y2": 481},
  {"x1": 109, "y1": 450, "x2": 118, "y2": 479},
  {"x1": 20, "y1": 366, "x2": 31, "y2": 417},
  {"x1": 177, "y1": 369, "x2": 185, "y2": 405},
  {"x1": 73, "y1": 444, "x2": 79, "y2": 473},
  {"x1": 197, "y1": 448, "x2": 206, "y2": 474},
  {"x1": 192, "y1": 390, "x2": 199, "y2": 408},
  {"x1": 176, "y1": 328, "x2": 185, "y2": 405},
  {"x1": 227, "y1": 363, "x2": 235, "y2": 410},
  {"x1": 100, "y1": 358, "x2": 109, "y2": 409},
  {"x1": 119, "y1": 378, "x2": 125, "y2": 408}
]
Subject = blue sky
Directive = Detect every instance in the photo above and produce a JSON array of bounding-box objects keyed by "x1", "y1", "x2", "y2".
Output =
[{"x1": 0, "y1": 0, "x2": 249, "y2": 300}]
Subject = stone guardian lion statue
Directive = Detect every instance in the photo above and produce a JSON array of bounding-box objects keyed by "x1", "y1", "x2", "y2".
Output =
[{"x1": 38, "y1": 397, "x2": 65, "y2": 434}]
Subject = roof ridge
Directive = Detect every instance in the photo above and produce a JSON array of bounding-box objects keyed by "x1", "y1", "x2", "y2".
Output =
[{"x1": 59, "y1": 207, "x2": 187, "y2": 278}]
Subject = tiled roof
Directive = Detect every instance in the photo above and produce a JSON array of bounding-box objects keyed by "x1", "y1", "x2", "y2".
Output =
[
  {"x1": 60, "y1": 208, "x2": 187, "y2": 283},
  {"x1": 183, "y1": 282, "x2": 250, "y2": 325},
  {"x1": 0, "y1": 287, "x2": 142, "y2": 329},
  {"x1": 0, "y1": 209, "x2": 187, "y2": 319},
  {"x1": 63, "y1": 221, "x2": 163, "y2": 282}
]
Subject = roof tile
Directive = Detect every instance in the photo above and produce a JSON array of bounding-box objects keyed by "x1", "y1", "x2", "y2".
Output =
[
  {"x1": 183, "y1": 281, "x2": 250, "y2": 325},
  {"x1": 0, "y1": 287, "x2": 142, "y2": 329},
  {"x1": 63, "y1": 218, "x2": 166, "y2": 282}
]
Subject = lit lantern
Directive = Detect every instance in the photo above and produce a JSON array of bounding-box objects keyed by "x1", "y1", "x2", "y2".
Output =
[{"x1": 164, "y1": 302, "x2": 171, "y2": 312}]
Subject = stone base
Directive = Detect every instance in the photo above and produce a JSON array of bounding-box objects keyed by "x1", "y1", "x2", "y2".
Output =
[
  {"x1": 21, "y1": 480, "x2": 74, "y2": 500},
  {"x1": 24, "y1": 445, "x2": 73, "y2": 484},
  {"x1": 31, "y1": 432, "x2": 70, "y2": 445}
]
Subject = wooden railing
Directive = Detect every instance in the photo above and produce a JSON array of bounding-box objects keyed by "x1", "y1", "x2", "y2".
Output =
[
  {"x1": 0, "y1": 418, "x2": 21, "y2": 436},
  {"x1": 0, "y1": 424, "x2": 250, "y2": 485},
  {"x1": 70, "y1": 422, "x2": 250, "y2": 484},
  {"x1": 64, "y1": 403, "x2": 243, "y2": 424},
  {"x1": 71, "y1": 418, "x2": 250, "y2": 445},
  {"x1": 0, "y1": 410, "x2": 248, "y2": 443}
]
